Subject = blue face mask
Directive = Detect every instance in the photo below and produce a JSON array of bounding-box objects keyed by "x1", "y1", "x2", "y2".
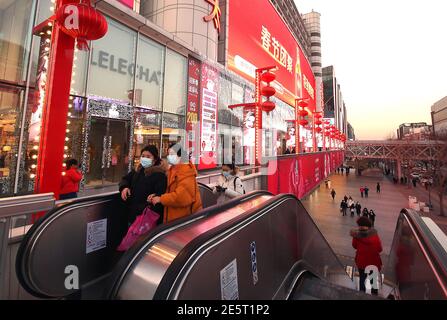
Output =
[
  {"x1": 140, "y1": 157, "x2": 153, "y2": 168},
  {"x1": 222, "y1": 171, "x2": 231, "y2": 178},
  {"x1": 167, "y1": 155, "x2": 179, "y2": 165}
]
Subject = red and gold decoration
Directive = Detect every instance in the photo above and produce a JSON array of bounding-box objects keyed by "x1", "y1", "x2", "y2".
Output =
[
  {"x1": 55, "y1": 0, "x2": 108, "y2": 50},
  {"x1": 203, "y1": 0, "x2": 222, "y2": 33}
]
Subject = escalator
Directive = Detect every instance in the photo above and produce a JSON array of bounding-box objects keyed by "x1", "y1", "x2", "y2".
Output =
[
  {"x1": 15, "y1": 189, "x2": 447, "y2": 299},
  {"x1": 15, "y1": 186, "x2": 267, "y2": 299}
]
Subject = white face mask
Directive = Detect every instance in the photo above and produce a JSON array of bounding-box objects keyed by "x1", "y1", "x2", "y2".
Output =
[{"x1": 167, "y1": 154, "x2": 179, "y2": 165}]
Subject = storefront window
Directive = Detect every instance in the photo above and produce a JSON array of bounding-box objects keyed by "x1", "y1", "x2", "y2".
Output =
[
  {"x1": 88, "y1": 18, "x2": 137, "y2": 103},
  {"x1": 134, "y1": 107, "x2": 161, "y2": 161},
  {"x1": 218, "y1": 75, "x2": 232, "y2": 125},
  {"x1": 163, "y1": 49, "x2": 187, "y2": 115},
  {"x1": 135, "y1": 36, "x2": 164, "y2": 110},
  {"x1": 162, "y1": 112, "x2": 185, "y2": 157},
  {"x1": 0, "y1": 0, "x2": 36, "y2": 85},
  {"x1": 0, "y1": 83, "x2": 25, "y2": 196}
]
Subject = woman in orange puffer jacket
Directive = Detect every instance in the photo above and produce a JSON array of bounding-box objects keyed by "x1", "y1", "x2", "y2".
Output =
[{"x1": 148, "y1": 143, "x2": 202, "y2": 223}]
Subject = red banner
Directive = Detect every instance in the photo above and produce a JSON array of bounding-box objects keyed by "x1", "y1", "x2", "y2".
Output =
[
  {"x1": 268, "y1": 151, "x2": 344, "y2": 199},
  {"x1": 228, "y1": 0, "x2": 315, "y2": 111},
  {"x1": 118, "y1": 0, "x2": 133, "y2": 9},
  {"x1": 186, "y1": 57, "x2": 201, "y2": 165},
  {"x1": 198, "y1": 63, "x2": 219, "y2": 170}
]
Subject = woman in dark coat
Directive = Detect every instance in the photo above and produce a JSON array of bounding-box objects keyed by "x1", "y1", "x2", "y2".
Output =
[{"x1": 119, "y1": 145, "x2": 167, "y2": 225}]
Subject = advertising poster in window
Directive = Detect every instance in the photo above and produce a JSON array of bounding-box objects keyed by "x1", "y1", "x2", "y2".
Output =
[
  {"x1": 187, "y1": 57, "x2": 201, "y2": 165},
  {"x1": 199, "y1": 63, "x2": 218, "y2": 170},
  {"x1": 227, "y1": 0, "x2": 316, "y2": 111}
]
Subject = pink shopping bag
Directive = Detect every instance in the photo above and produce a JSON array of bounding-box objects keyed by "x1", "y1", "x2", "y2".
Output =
[{"x1": 117, "y1": 207, "x2": 160, "y2": 251}]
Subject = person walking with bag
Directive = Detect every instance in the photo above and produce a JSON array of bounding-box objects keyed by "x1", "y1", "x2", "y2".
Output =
[
  {"x1": 149, "y1": 143, "x2": 202, "y2": 223},
  {"x1": 213, "y1": 163, "x2": 245, "y2": 205},
  {"x1": 350, "y1": 217, "x2": 383, "y2": 295},
  {"x1": 119, "y1": 145, "x2": 167, "y2": 225}
]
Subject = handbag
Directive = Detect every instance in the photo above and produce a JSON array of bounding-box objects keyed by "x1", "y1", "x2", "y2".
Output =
[{"x1": 117, "y1": 206, "x2": 160, "y2": 251}]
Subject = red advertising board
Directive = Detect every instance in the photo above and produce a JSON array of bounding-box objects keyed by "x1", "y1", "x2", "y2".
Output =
[
  {"x1": 228, "y1": 0, "x2": 315, "y2": 110},
  {"x1": 268, "y1": 151, "x2": 344, "y2": 199},
  {"x1": 118, "y1": 0, "x2": 134, "y2": 9},
  {"x1": 198, "y1": 63, "x2": 219, "y2": 170},
  {"x1": 186, "y1": 57, "x2": 201, "y2": 165}
]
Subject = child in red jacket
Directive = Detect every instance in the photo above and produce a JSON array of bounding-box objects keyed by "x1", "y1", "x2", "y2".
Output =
[
  {"x1": 350, "y1": 216, "x2": 383, "y2": 295},
  {"x1": 60, "y1": 159, "x2": 83, "y2": 200}
]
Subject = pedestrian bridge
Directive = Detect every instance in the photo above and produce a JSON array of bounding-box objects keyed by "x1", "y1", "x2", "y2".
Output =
[{"x1": 345, "y1": 140, "x2": 446, "y2": 161}]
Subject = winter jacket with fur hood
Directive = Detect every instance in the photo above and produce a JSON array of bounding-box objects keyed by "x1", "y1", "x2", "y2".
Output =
[
  {"x1": 119, "y1": 160, "x2": 168, "y2": 224},
  {"x1": 351, "y1": 228, "x2": 383, "y2": 270}
]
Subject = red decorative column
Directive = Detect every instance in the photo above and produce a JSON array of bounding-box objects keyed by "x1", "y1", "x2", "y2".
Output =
[{"x1": 35, "y1": 0, "x2": 76, "y2": 199}]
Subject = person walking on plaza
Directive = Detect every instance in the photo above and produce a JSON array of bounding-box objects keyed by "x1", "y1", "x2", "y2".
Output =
[
  {"x1": 350, "y1": 202, "x2": 356, "y2": 217},
  {"x1": 369, "y1": 209, "x2": 376, "y2": 227},
  {"x1": 360, "y1": 187, "x2": 364, "y2": 198},
  {"x1": 347, "y1": 197, "x2": 354, "y2": 209},
  {"x1": 60, "y1": 158, "x2": 83, "y2": 200},
  {"x1": 331, "y1": 189, "x2": 336, "y2": 200},
  {"x1": 364, "y1": 186, "x2": 370, "y2": 198},
  {"x1": 356, "y1": 201, "x2": 362, "y2": 217},
  {"x1": 340, "y1": 200, "x2": 348, "y2": 216},
  {"x1": 120, "y1": 145, "x2": 167, "y2": 225},
  {"x1": 341, "y1": 167, "x2": 344, "y2": 174},
  {"x1": 350, "y1": 217, "x2": 383, "y2": 296},
  {"x1": 376, "y1": 183, "x2": 381, "y2": 194},
  {"x1": 362, "y1": 207, "x2": 369, "y2": 217},
  {"x1": 149, "y1": 143, "x2": 202, "y2": 223}
]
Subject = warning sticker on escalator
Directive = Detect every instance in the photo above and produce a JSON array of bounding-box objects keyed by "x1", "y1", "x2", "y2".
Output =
[
  {"x1": 86, "y1": 218, "x2": 107, "y2": 254},
  {"x1": 220, "y1": 259, "x2": 239, "y2": 300}
]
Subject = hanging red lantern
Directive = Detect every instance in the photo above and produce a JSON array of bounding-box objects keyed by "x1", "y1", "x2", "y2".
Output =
[
  {"x1": 299, "y1": 109, "x2": 308, "y2": 117},
  {"x1": 315, "y1": 120, "x2": 323, "y2": 126},
  {"x1": 297, "y1": 100, "x2": 308, "y2": 108},
  {"x1": 315, "y1": 113, "x2": 323, "y2": 119},
  {"x1": 315, "y1": 127, "x2": 323, "y2": 133},
  {"x1": 55, "y1": 0, "x2": 108, "y2": 51},
  {"x1": 262, "y1": 100, "x2": 276, "y2": 113},
  {"x1": 261, "y1": 71, "x2": 276, "y2": 83},
  {"x1": 299, "y1": 119, "x2": 309, "y2": 126}
]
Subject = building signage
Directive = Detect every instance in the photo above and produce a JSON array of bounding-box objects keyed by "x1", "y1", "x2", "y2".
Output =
[
  {"x1": 227, "y1": 0, "x2": 316, "y2": 110},
  {"x1": 91, "y1": 49, "x2": 162, "y2": 86},
  {"x1": 198, "y1": 63, "x2": 218, "y2": 170},
  {"x1": 118, "y1": 0, "x2": 134, "y2": 9},
  {"x1": 203, "y1": 0, "x2": 221, "y2": 33},
  {"x1": 187, "y1": 57, "x2": 201, "y2": 165}
]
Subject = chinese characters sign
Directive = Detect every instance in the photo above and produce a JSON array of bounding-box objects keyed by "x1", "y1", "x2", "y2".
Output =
[
  {"x1": 203, "y1": 0, "x2": 221, "y2": 33},
  {"x1": 187, "y1": 57, "x2": 201, "y2": 165},
  {"x1": 227, "y1": 0, "x2": 315, "y2": 111}
]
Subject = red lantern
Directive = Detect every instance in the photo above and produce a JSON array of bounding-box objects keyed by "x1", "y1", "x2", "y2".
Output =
[
  {"x1": 297, "y1": 100, "x2": 308, "y2": 108},
  {"x1": 55, "y1": 0, "x2": 108, "y2": 50},
  {"x1": 315, "y1": 127, "x2": 323, "y2": 133},
  {"x1": 261, "y1": 85, "x2": 276, "y2": 97},
  {"x1": 299, "y1": 119, "x2": 308, "y2": 126},
  {"x1": 262, "y1": 100, "x2": 275, "y2": 113},
  {"x1": 261, "y1": 71, "x2": 276, "y2": 83},
  {"x1": 299, "y1": 109, "x2": 308, "y2": 117},
  {"x1": 315, "y1": 113, "x2": 323, "y2": 119},
  {"x1": 315, "y1": 120, "x2": 323, "y2": 126}
]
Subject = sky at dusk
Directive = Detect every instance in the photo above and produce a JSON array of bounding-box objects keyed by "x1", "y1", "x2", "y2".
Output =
[{"x1": 295, "y1": 0, "x2": 447, "y2": 140}]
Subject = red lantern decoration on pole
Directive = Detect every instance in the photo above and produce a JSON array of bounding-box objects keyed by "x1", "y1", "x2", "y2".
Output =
[
  {"x1": 260, "y1": 71, "x2": 276, "y2": 113},
  {"x1": 55, "y1": 0, "x2": 108, "y2": 50}
]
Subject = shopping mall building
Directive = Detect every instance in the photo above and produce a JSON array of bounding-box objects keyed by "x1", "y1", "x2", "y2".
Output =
[{"x1": 0, "y1": 0, "x2": 345, "y2": 198}]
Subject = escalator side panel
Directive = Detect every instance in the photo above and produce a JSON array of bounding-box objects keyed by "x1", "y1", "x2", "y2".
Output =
[
  {"x1": 198, "y1": 183, "x2": 217, "y2": 209},
  {"x1": 385, "y1": 212, "x2": 446, "y2": 299},
  {"x1": 167, "y1": 197, "x2": 300, "y2": 300},
  {"x1": 16, "y1": 194, "x2": 128, "y2": 298}
]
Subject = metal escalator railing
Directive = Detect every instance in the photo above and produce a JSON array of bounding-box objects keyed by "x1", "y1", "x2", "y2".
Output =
[
  {"x1": 385, "y1": 209, "x2": 447, "y2": 299},
  {"x1": 109, "y1": 194, "x2": 354, "y2": 300}
]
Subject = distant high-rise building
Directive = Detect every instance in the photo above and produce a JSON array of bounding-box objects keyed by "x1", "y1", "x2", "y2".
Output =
[
  {"x1": 431, "y1": 96, "x2": 447, "y2": 136},
  {"x1": 397, "y1": 123, "x2": 432, "y2": 140},
  {"x1": 347, "y1": 122, "x2": 356, "y2": 141},
  {"x1": 322, "y1": 66, "x2": 347, "y2": 135},
  {"x1": 302, "y1": 10, "x2": 323, "y2": 112}
]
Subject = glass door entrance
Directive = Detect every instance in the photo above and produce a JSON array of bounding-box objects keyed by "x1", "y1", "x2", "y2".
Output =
[{"x1": 85, "y1": 117, "x2": 130, "y2": 187}]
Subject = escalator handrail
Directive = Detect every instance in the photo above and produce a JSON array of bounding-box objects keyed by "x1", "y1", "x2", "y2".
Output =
[
  {"x1": 106, "y1": 190, "x2": 272, "y2": 299},
  {"x1": 15, "y1": 192, "x2": 120, "y2": 298},
  {"x1": 197, "y1": 182, "x2": 214, "y2": 192},
  {"x1": 152, "y1": 193, "x2": 351, "y2": 300},
  {"x1": 401, "y1": 209, "x2": 447, "y2": 294}
]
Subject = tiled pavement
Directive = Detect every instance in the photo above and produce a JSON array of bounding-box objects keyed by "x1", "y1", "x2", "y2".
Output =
[{"x1": 301, "y1": 168, "x2": 411, "y2": 264}]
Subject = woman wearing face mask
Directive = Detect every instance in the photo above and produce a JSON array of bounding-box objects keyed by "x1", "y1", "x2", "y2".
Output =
[
  {"x1": 119, "y1": 145, "x2": 167, "y2": 225},
  {"x1": 148, "y1": 143, "x2": 202, "y2": 223},
  {"x1": 213, "y1": 163, "x2": 246, "y2": 204}
]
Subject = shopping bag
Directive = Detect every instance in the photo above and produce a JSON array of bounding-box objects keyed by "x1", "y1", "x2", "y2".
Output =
[{"x1": 117, "y1": 207, "x2": 160, "y2": 251}]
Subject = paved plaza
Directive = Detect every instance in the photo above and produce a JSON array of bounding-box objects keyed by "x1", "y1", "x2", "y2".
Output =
[{"x1": 301, "y1": 168, "x2": 447, "y2": 266}]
